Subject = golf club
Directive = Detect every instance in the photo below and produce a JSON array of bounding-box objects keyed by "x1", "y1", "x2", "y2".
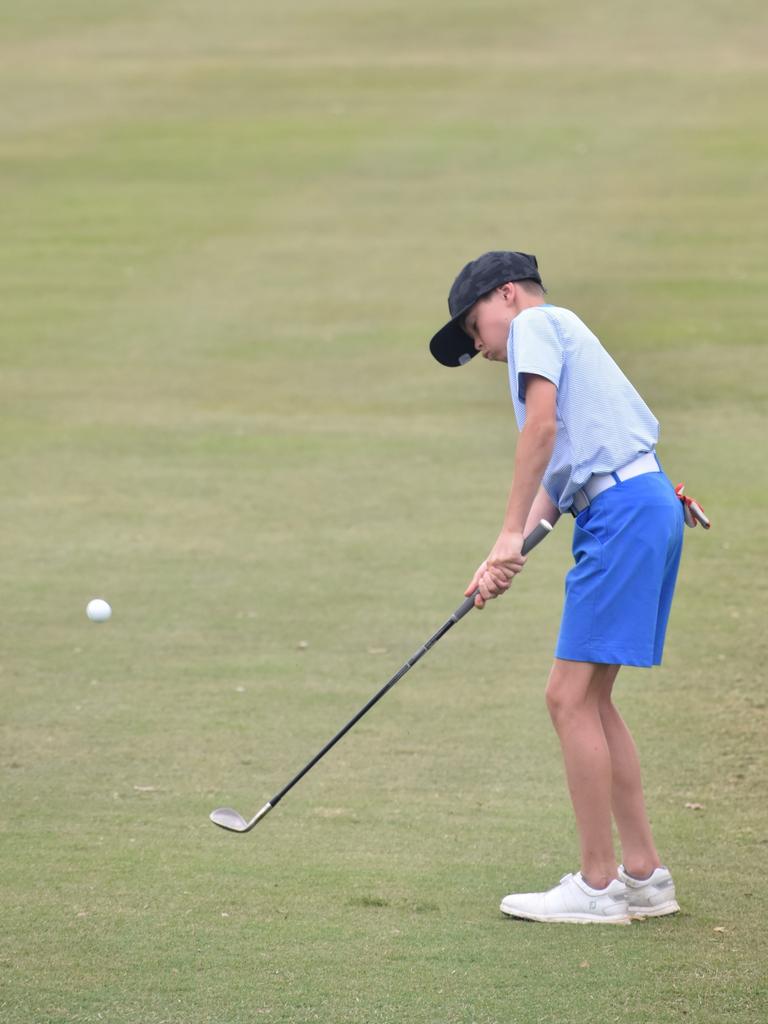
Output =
[{"x1": 210, "y1": 518, "x2": 554, "y2": 834}]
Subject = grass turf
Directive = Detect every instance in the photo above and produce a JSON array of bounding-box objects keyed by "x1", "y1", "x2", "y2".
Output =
[{"x1": 2, "y1": 2, "x2": 767, "y2": 1021}]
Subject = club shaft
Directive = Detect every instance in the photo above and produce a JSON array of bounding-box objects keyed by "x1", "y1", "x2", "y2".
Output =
[
  {"x1": 267, "y1": 519, "x2": 552, "y2": 809},
  {"x1": 268, "y1": 645, "x2": 423, "y2": 807}
]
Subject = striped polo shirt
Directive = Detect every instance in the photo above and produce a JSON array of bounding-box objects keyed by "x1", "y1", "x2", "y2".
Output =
[{"x1": 507, "y1": 304, "x2": 659, "y2": 513}]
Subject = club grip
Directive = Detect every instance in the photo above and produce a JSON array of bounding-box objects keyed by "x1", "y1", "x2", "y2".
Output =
[
  {"x1": 453, "y1": 519, "x2": 554, "y2": 622},
  {"x1": 519, "y1": 518, "x2": 554, "y2": 556}
]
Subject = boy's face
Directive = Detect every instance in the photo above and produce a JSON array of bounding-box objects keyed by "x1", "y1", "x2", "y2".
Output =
[{"x1": 461, "y1": 286, "x2": 516, "y2": 363}]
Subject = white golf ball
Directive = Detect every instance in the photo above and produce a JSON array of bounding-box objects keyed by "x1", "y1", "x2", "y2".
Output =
[{"x1": 86, "y1": 598, "x2": 112, "y2": 623}]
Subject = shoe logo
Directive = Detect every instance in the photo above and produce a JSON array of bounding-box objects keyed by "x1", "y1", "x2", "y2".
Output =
[{"x1": 589, "y1": 900, "x2": 597, "y2": 910}]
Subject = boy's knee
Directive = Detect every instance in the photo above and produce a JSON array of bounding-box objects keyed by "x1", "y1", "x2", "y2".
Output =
[
  {"x1": 545, "y1": 666, "x2": 575, "y2": 724},
  {"x1": 545, "y1": 686, "x2": 564, "y2": 726},
  {"x1": 545, "y1": 660, "x2": 602, "y2": 725},
  {"x1": 546, "y1": 681, "x2": 578, "y2": 727}
]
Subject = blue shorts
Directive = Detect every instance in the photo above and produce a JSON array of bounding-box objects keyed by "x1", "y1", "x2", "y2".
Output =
[{"x1": 555, "y1": 458, "x2": 684, "y2": 668}]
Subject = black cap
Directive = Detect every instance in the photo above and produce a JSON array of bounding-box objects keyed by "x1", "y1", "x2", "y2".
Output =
[{"x1": 429, "y1": 251, "x2": 543, "y2": 367}]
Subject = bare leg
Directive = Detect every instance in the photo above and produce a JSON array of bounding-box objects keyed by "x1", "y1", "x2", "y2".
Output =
[
  {"x1": 545, "y1": 658, "x2": 617, "y2": 889},
  {"x1": 594, "y1": 664, "x2": 662, "y2": 880}
]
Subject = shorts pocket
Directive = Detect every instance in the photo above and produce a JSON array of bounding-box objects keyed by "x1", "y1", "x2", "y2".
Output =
[
  {"x1": 574, "y1": 503, "x2": 607, "y2": 546},
  {"x1": 572, "y1": 505, "x2": 606, "y2": 573}
]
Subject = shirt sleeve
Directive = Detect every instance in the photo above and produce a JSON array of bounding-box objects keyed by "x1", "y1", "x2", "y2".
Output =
[{"x1": 513, "y1": 309, "x2": 564, "y2": 402}]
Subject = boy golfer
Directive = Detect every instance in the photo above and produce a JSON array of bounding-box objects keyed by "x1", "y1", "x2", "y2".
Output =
[{"x1": 429, "y1": 251, "x2": 684, "y2": 925}]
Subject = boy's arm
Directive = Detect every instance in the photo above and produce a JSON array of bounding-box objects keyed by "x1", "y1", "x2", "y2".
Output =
[
  {"x1": 499, "y1": 374, "x2": 560, "y2": 534},
  {"x1": 465, "y1": 376, "x2": 560, "y2": 607}
]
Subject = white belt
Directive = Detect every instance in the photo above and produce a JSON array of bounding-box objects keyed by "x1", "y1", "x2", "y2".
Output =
[{"x1": 569, "y1": 450, "x2": 661, "y2": 516}]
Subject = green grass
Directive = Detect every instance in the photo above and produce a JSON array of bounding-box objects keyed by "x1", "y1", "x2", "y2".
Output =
[{"x1": 2, "y1": 2, "x2": 767, "y2": 1021}]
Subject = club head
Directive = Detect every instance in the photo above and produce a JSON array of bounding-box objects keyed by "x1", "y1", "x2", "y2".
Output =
[
  {"x1": 209, "y1": 807, "x2": 251, "y2": 832},
  {"x1": 209, "y1": 801, "x2": 273, "y2": 834}
]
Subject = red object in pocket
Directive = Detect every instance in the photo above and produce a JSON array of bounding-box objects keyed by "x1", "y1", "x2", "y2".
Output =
[{"x1": 674, "y1": 483, "x2": 711, "y2": 529}]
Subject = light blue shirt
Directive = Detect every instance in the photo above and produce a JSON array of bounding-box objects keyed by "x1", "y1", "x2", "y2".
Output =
[{"x1": 507, "y1": 304, "x2": 659, "y2": 513}]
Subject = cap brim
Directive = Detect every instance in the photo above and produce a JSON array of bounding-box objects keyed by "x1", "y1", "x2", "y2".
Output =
[{"x1": 429, "y1": 317, "x2": 478, "y2": 367}]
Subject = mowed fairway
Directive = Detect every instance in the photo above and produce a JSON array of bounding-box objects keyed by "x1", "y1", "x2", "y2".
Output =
[{"x1": 2, "y1": 2, "x2": 767, "y2": 1022}]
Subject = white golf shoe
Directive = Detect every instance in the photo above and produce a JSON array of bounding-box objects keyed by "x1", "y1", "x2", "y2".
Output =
[
  {"x1": 500, "y1": 871, "x2": 630, "y2": 925},
  {"x1": 618, "y1": 865, "x2": 680, "y2": 919}
]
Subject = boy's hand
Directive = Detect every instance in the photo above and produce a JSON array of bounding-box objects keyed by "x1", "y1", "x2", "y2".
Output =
[{"x1": 465, "y1": 531, "x2": 527, "y2": 608}]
